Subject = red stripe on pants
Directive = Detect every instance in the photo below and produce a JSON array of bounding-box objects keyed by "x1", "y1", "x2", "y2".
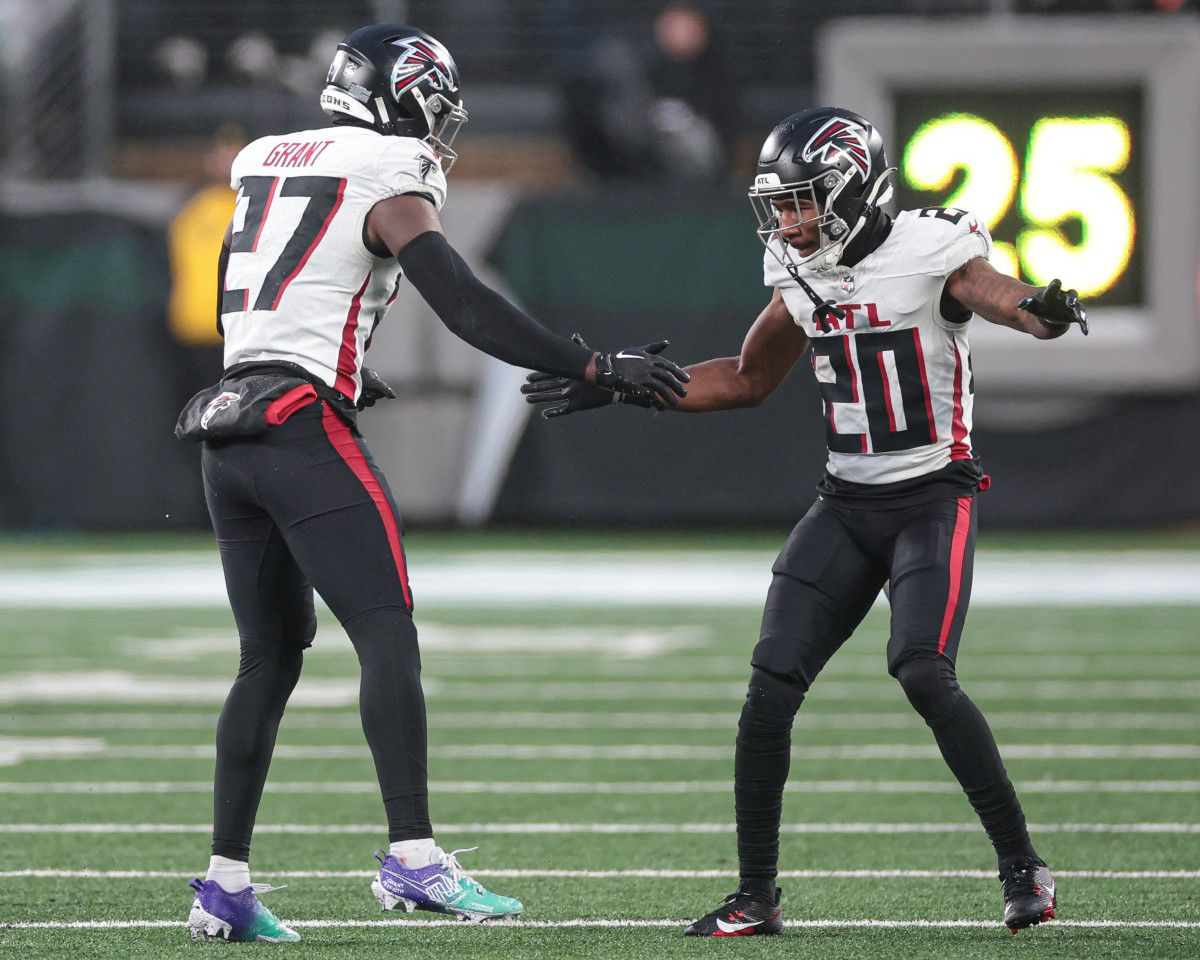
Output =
[
  {"x1": 937, "y1": 497, "x2": 973, "y2": 654},
  {"x1": 321, "y1": 405, "x2": 413, "y2": 611}
]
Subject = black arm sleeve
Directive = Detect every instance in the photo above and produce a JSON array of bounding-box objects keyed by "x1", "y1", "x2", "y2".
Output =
[{"x1": 396, "y1": 230, "x2": 593, "y2": 380}]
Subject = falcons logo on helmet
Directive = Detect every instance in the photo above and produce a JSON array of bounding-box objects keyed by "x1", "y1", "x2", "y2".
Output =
[
  {"x1": 389, "y1": 37, "x2": 456, "y2": 97},
  {"x1": 801, "y1": 118, "x2": 872, "y2": 181}
]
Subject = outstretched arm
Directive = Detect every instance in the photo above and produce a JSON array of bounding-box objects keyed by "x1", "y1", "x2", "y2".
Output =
[
  {"x1": 367, "y1": 194, "x2": 689, "y2": 406},
  {"x1": 522, "y1": 288, "x2": 810, "y2": 418},
  {"x1": 944, "y1": 256, "x2": 1088, "y2": 339},
  {"x1": 673, "y1": 288, "x2": 809, "y2": 411}
]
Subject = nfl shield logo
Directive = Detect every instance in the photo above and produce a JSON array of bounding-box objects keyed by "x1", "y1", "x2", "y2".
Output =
[{"x1": 840, "y1": 274, "x2": 856, "y2": 296}]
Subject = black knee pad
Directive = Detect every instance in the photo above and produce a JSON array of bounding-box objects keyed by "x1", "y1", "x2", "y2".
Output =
[
  {"x1": 894, "y1": 656, "x2": 964, "y2": 727},
  {"x1": 741, "y1": 667, "x2": 805, "y2": 725},
  {"x1": 237, "y1": 635, "x2": 304, "y2": 675},
  {"x1": 342, "y1": 606, "x2": 420, "y2": 670},
  {"x1": 282, "y1": 607, "x2": 318, "y2": 650}
]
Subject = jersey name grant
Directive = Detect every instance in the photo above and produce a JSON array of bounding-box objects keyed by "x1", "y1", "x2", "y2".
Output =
[
  {"x1": 764, "y1": 207, "x2": 992, "y2": 485},
  {"x1": 221, "y1": 125, "x2": 448, "y2": 402}
]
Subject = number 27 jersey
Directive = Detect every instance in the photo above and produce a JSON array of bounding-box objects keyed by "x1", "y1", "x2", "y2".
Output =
[
  {"x1": 765, "y1": 207, "x2": 992, "y2": 485},
  {"x1": 221, "y1": 125, "x2": 448, "y2": 403}
]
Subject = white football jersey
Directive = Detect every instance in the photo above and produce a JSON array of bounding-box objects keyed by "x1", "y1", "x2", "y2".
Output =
[
  {"x1": 221, "y1": 125, "x2": 448, "y2": 402},
  {"x1": 764, "y1": 207, "x2": 992, "y2": 484}
]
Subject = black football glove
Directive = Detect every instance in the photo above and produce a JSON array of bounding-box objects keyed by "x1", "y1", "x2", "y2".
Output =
[
  {"x1": 1017, "y1": 279, "x2": 1088, "y2": 336},
  {"x1": 357, "y1": 367, "x2": 397, "y2": 410},
  {"x1": 522, "y1": 373, "x2": 619, "y2": 418},
  {"x1": 521, "y1": 333, "x2": 657, "y2": 419},
  {"x1": 593, "y1": 341, "x2": 689, "y2": 407}
]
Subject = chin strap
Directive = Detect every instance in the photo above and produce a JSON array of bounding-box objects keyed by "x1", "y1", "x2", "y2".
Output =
[
  {"x1": 373, "y1": 97, "x2": 396, "y2": 136},
  {"x1": 789, "y1": 167, "x2": 896, "y2": 332},
  {"x1": 785, "y1": 262, "x2": 845, "y2": 333}
]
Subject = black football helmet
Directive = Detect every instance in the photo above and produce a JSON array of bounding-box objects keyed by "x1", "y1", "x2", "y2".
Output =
[
  {"x1": 320, "y1": 24, "x2": 468, "y2": 170},
  {"x1": 749, "y1": 107, "x2": 894, "y2": 273}
]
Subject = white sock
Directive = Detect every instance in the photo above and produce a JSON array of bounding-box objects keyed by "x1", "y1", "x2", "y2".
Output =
[
  {"x1": 389, "y1": 838, "x2": 438, "y2": 869},
  {"x1": 206, "y1": 854, "x2": 252, "y2": 892}
]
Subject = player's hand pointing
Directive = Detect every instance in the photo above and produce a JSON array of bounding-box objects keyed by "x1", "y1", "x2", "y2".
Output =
[{"x1": 1018, "y1": 279, "x2": 1088, "y2": 336}]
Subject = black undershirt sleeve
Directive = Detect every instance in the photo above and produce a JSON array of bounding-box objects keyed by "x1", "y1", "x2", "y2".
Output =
[{"x1": 396, "y1": 230, "x2": 593, "y2": 380}]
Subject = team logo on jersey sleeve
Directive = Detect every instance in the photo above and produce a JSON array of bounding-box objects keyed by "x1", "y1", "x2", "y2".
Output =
[
  {"x1": 801, "y1": 118, "x2": 872, "y2": 181},
  {"x1": 389, "y1": 37, "x2": 457, "y2": 97}
]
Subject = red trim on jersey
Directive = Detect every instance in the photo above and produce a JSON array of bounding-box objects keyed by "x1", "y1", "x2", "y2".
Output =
[
  {"x1": 938, "y1": 497, "x2": 973, "y2": 654},
  {"x1": 877, "y1": 352, "x2": 899, "y2": 432},
  {"x1": 911, "y1": 328, "x2": 938, "y2": 446},
  {"x1": 321, "y1": 404, "x2": 413, "y2": 611},
  {"x1": 264, "y1": 384, "x2": 318, "y2": 426},
  {"x1": 248, "y1": 177, "x2": 279, "y2": 253},
  {"x1": 268, "y1": 177, "x2": 347, "y2": 310},
  {"x1": 949, "y1": 341, "x2": 970, "y2": 460},
  {"x1": 334, "y1": 273, "x2": 371, "y2": 399}
]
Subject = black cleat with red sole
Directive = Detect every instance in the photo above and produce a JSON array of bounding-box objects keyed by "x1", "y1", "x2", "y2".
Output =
[
  {"x1": 1001, "y1": 858, "x2": 1057, "y2": 933},
  {"x1": 684, "y1": 881, "x2": 783, "y2": 937}
]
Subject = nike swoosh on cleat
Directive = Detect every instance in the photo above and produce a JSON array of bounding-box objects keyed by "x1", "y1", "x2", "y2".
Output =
[{"x1": 714, "y1": 917, "x2": 764, "y2": 934}]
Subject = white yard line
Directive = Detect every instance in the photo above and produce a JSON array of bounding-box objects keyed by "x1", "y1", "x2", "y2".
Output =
[
  {"x1": 2, "y1": 779, "x2": 1198, "y2": 794},
  {"x1": 3, "y1": 918, "x2": 1199, "y2": 930},
  {"x1": 1, "y1": 550, "x2": 1200, "y2": 607},
  {"x1": 3, "y1": 868, "x2": 1198, "y2": 880},
  {"x1": 1, "y1": 822, "x2": 1196, "y2": 834},
  {"x1": 4, "y1": 673, "x2": 1200, "y2": 705},
  {"x1": 4, "y1": 711, "x2": 1199, "y2": 731},
  {"x1": 4, "y1": 741, "x2": 1197, "y2": 763}
]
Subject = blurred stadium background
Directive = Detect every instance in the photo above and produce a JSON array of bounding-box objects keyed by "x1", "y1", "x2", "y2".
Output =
[
  {"x1": 0, "y1": 0, "x2": 1198, "y2": 533},
  {"x1": 1, "y1": 5, "x2": 1199, "y2": 954}
]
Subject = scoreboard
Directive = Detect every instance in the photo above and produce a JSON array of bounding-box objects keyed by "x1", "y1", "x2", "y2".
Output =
[{"x1": 820, "y1": 17, "x2": 1200, "y2": 394}]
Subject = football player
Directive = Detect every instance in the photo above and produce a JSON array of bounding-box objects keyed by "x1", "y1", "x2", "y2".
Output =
[
  {"x1": 522, "y1": 107, "x2": 1084, "y2": 937},
  {"x1": 182, "y1": 23, "x2": 689, "y2": 943}
]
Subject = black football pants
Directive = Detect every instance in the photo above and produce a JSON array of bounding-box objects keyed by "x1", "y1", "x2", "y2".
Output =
[
  {"x1": 735, "y1": 491, "x2": 1036, "y2": 885},
  {"x1": 201, "y1": 400, "x2": 429, "y2": 861}
]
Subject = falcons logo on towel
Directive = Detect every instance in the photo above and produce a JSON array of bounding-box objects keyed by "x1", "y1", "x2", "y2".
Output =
[
  {"x1": 389, "y1": 37, "x2": 456, "y2": 97},
  {"x1": 801, "y1": 117, "x2": 872, "y2": 181}
]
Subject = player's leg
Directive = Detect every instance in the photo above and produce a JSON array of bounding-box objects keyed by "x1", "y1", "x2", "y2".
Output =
[
  {"x1": 686, "y1": 499, "x2": 886, "y2": 936},
  {"x1": 886, "y1": 494, "x2": 1055, "y2": 932},
  {"x1": 188, "y1": 440, "x2": 310, "y2": 942},
  {"x1": 272, "y1": 404, "x2": 520, "y2": 921}
]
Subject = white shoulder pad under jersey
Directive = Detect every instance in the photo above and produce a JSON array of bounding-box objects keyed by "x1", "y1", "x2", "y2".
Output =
[
  {"x1": 222, "y1": 125, "x2": 449, "y2": 402},
  {"x1": 762, "y1": 207, "x2": 993, "y2": 485}
]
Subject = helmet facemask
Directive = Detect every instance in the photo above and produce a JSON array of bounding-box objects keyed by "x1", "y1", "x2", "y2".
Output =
[
  {"x1": 750, "y1": 166, "x2": 893, "y2": 276},
  {"x1": 407, "y1": 86, "x2": 468, "y2": 170}
]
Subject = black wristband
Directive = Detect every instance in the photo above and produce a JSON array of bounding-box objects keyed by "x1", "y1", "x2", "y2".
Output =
[{"x1": 397, "y1": 231, "x2": 593, "y2": 379}]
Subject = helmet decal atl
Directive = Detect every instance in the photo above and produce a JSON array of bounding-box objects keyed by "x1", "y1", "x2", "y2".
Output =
[
  {"x1": 801, "y1": 118, "x2": 872, "y2": 181},
  {"x1": 389, "y1": 37, "x2": 456, "y2": 99}
]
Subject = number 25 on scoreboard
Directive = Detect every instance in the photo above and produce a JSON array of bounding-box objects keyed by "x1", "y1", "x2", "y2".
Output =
[{"x1": 901, "y1": 114, "x2": 1134, "y2": 298}]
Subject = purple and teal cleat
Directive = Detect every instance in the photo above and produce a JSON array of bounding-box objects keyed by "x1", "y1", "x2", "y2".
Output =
[
  {"x1": 187, "y1": 879, "x2": 300, "y2": 942},
  {"x1": 371, "y1": 847, "x2": 523, "y2": 922}
]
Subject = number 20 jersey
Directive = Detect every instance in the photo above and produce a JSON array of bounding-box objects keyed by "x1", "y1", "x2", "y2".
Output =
[
  {"x1": 764, "y1": 208, "x2": 992, "y2": 485},
  {"x1": 222, "y1": 125, "x2": 448, "y2": 403}
]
